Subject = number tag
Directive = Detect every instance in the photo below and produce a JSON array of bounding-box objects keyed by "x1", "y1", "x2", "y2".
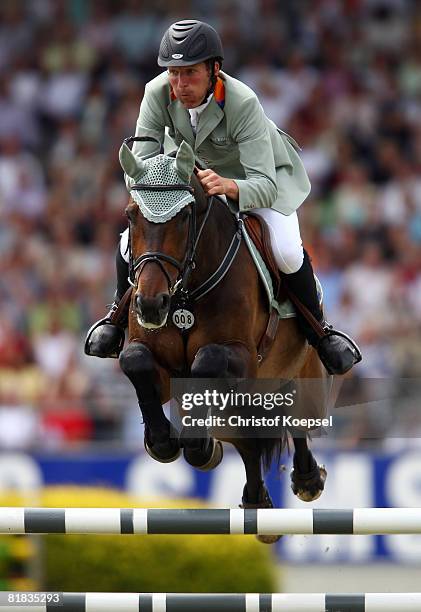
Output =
[{"x1": 172, "y1": 308, "x2": 195, "y2": 330}]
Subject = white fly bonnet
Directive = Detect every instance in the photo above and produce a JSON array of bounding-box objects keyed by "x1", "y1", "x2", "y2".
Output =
[{"x1": 119, "y1": 140, "x2": 196, "y2": 223}]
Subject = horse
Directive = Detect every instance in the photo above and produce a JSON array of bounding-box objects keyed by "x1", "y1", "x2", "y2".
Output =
[{"x1": 118, "y1": 138, "x2": 331, "y2": 543}]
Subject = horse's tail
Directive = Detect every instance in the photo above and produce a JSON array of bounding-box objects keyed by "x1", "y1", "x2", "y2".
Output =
[{"x1": 257, "y1": 431, "x2": 290, "y2": 473}]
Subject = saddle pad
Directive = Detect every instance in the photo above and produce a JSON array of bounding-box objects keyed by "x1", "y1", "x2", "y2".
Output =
[{"x1": 240, "y1": 221, "x2": 323, "y2": 318}]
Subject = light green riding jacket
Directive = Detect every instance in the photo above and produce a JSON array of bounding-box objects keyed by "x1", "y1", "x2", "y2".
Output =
[{"x1": 132, "y1": 70, "x2": 311, "y2": 215}]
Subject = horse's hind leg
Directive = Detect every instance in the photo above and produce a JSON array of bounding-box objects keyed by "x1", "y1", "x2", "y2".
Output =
[
  {"x1": 290, "y1": 435, "x2": 327, "y2": 502},
  {"x1": 119, "y1": 342, "x2": 180, "y2": 462},
  {"x1": 234, "y1": 440, "x2": 281, "y2": 544}
]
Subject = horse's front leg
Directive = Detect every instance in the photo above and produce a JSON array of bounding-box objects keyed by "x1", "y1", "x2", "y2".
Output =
[
  {"x1": 181, "y1": 342, "x2": 252, "y2": 470},
  {"x1": 119, "y1": 342, "x2": 180, "y2": 462}
]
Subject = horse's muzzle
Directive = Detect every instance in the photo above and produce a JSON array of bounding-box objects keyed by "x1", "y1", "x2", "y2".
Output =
[{"x1": 135, "y1": 292, "x2": 170, "y2": 328}]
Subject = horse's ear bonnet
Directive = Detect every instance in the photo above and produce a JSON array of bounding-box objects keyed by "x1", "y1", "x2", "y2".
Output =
[
  {"x1": 119, "y1": 141, "x2": 146, "y2": 186},
  {"x1": 173, "y1": 140, "x2": 195, "y2": 182},
  {"x1": 118, "y1": 140, "x2": 196, "y2": 223}
]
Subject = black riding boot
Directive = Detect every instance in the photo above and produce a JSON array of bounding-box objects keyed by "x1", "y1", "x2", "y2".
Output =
[
  {"x1": 283, "y1": 250, "x2": 362, "y2": 375},
  {"x1": 84, "y1": 248, "x2": 130, "y2": 358}
]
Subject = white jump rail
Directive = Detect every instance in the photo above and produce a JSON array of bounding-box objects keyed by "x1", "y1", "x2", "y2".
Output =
[
  {"x1": 0, "y1": 507, "x2": 421, "y2": 535},
  {"x1": 2, "y1": 592, "x2": 421, "y2": 611}
]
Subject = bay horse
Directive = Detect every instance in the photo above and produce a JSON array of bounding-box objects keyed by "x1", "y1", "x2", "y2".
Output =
[{"x1": 118, "y1": 138, "x2": 331, "y2": 543}]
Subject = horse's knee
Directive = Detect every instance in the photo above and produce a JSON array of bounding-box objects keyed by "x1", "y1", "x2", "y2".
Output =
[
  {"x1": 191, "y1": 344, "x2": 229, "y2": 377},
  {"x1": 192, "y1": 343, "x2": 251, "y2": 377},
  {"x1": 119, "y1": 342, "x2": 154, "y2": 378}
]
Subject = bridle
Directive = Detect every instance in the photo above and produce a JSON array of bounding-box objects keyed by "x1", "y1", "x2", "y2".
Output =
[
  {"x1": 129, "y1": 182, "x2": 214, "y2": 297},
  {"x1": 125, "y1": 136, "x2": 242, "y2": 306}
]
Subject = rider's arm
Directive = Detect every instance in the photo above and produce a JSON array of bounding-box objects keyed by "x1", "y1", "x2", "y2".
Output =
[{"x1": 230, "y1": 95, "x2": 278, "y2": 212}]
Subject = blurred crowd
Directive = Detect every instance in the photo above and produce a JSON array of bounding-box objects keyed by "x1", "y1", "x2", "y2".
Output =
[{"x1": 0, "y1": 0, "x2": 420, "y2": 449}]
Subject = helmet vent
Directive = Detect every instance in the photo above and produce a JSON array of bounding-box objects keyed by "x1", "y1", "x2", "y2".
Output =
[
  {"x1": 173, "y1": 35, "x2": 188, "y2": 42},
  {"x1": 160, "y1": 38, "x2": 170, "y2": 58},
  {"x1": 187, "y1": 33, "x2": 206, "y2": 58},
  {"x1": 174, "y1": 21, "x2": 198, "y2": 29}
]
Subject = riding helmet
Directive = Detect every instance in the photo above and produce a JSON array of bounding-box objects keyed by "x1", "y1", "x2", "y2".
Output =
[{"x1": 158, "y1": 20, "x2": 224, "y2": 67}]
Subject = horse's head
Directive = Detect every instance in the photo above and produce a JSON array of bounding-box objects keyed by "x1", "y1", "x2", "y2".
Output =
[{"x1": 120, "y1": 139, "x2": 199, "y2": 329}]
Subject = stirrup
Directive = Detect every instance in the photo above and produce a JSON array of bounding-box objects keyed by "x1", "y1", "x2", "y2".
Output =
[
  {"x1": 84, "y1": 316, "x2": 125, "y2": 358},
  {"x1": 316, "y1": 324, "x2": 362, "y2": 375},
  {"x1": 320, "y1": 325, "x2": 362, "y2": 363}
]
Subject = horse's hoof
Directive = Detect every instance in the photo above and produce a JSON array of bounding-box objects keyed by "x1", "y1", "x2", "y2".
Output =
[
  {"x1": 183, "y1": 438, "x2": 223, "y2": 471},
  {"x1": 256, "y1": 534, "x2": 282, "y2": 544},
  {"x1": 240, "y1": 485, "x2": 282, "y2": 544},
  {"x1": 291, "y1": 462, "x2": 327, "y2": 502},
  {"x1": 144, "y1": 432, "x2": 181, "y2": 463}
]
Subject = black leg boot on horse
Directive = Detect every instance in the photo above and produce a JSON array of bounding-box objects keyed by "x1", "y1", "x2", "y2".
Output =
[
  {"x1": 282, "y1": 250, "x2": 362, "y2": 375},
  {"x1": 119, "y1": 342, "x2": 181, "y2": 463},
  {"x1": 85, "y1": 248, "x2": 129, "y2": 358}
]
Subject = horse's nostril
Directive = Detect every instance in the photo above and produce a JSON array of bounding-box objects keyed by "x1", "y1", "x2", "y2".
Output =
[
  {"x1": 160, "y1": 293, "x2": 170, "y2": 310},
  {"x1": 135, "y1": 293, "x2": 169, "y2": 316}
]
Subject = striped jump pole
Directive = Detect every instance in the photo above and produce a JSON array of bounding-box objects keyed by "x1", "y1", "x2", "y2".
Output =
[
  {"x1": 2, "y1": 592, "x2": 421, "y2": 611},
  {"x1": 0, "y1": 507, "x2": 421, "y2": 535}
]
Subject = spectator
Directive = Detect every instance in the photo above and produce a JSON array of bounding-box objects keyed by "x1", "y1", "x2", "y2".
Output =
[{"x1": 0, "y1": 0, "x2": 419, "y2": 446}]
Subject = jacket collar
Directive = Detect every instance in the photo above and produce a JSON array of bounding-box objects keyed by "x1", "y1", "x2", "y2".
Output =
[
  {"x1": 195, "y1": 95, "x2": 224, "y2": 148},
  {"x1": 168, "y1": 76, "x2": 226, "y2": 149},
  {"x1": 167, "y1": 102, "x2": 195, "y2": 147}
]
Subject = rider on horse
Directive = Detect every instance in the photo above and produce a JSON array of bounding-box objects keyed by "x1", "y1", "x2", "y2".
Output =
[{"x1": 85, "y1": 20, "x2": 361, "y2": 376}]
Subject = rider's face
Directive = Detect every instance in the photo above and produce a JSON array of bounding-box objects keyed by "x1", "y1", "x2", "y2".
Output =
[{"x1": 168, "y1": 62, "x2": 219, "y2": 108}]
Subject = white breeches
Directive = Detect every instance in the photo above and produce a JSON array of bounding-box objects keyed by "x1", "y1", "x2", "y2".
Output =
[
  {"x1": 252, "y1": 209, "x2": 304, "y2": 273},
  {"x1": 120, "y1": 228, "x2": 130, "y2": 262},
  {"x1": 120, "y1": 209, "x2": 304, "y2": 274}
]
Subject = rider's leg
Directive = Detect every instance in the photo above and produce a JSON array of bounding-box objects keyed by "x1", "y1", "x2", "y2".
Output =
[
  {"x1": 116, "y1": 228, "x2": 131, "y2": 297},
  {"x1": 253, "y1": 209, "x2": 361, "y2": 375},
  {"x1": 84, "y1": 229, "x2": 130, "y2": 358}
]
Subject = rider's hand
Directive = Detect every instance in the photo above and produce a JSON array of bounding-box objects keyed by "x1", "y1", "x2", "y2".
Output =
[{"x1": 197, "y1": 169, "x2": 239, "y2": 200}]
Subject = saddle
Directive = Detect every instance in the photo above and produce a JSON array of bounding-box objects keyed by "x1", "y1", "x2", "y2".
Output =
[
  {"x1": 243, "y1": 213, "x2": 329, "y2": 363},
  {"x1": 243, "y1": 213, "x2": 284, "y2": 363},
  {"x1": 243, "y1": 213, "x2": 282, "y2": 298}
]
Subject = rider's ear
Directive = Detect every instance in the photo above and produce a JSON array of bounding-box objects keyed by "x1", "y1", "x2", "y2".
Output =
[
  {"x1": 174, "y1": 140, "x2": 195, "y2": 182},
  {"x1": 119, "y1": 142, "x2": 146, "y2": 182}
]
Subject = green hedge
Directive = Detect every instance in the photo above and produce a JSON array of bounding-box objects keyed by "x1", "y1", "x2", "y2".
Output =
[
  {"x1": 45, "y1": 532, "x2": 275, "y2": 592},
  {"x1": 0, "y1": 487, "x2": 278, "y2": 592}
]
